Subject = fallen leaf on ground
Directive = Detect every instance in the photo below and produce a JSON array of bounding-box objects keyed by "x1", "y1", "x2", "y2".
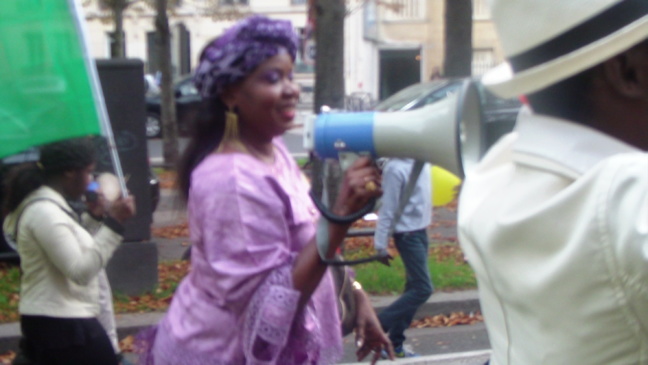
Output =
[
  {"x1": 158, "y1": 171, "x2": 177, "y2": 189},
  {"x1": 151, "y1": 222, "x2": 189, "y2": 238},
  {"x1": 119, "y1": 335, "x2": 135, "y2": 352},
  {"x1": 113, "y1": 261, "x2": 191, "y2": 314},
  {"x1": 411, "y1": 311, "x2": 483, "y2": 328}
]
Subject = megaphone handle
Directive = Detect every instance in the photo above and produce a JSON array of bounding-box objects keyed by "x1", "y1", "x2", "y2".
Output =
[
  {"x1": 315, "y1": 216, "x2": 385, "y2": 266},
  {"x1": 309, "y1": 190, "x2": 376, "y2": 225}
]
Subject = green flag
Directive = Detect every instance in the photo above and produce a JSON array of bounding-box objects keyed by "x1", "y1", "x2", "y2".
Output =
[{"x1": 0, "y1": 0, "x2": 105, "y2": 158}]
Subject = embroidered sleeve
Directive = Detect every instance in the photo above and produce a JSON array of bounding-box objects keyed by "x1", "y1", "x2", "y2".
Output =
[{"x1": 242, "y1": 263, "x2": 299, "y2": 364}]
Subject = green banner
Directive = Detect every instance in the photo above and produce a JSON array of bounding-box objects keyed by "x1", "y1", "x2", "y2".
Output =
[{"x1": 0, "y1": 0, "x2": 103, "y2": 158}]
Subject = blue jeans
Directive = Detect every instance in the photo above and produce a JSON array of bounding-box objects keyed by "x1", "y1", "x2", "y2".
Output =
[{"x1": 378, "y1": 229, "x2": 434, "y2": 348}]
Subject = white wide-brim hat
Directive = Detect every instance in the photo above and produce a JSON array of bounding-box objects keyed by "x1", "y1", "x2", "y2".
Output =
[{"x1": 483, "y1": 0, "x2": 648, "y2": 99}]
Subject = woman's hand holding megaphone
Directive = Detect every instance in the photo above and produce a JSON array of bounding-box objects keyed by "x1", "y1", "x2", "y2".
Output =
[
  {"x1": 332, "y1": 156, "x2": 382, "y2": 220},
  {"x1": 108, "y1": 195, "x2": 136, "y2": 224},
  {"x1": 86, "y1": 172, "x2": 136, "y2": 223}
]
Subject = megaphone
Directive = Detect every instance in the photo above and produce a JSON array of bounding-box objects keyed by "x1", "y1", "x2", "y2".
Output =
[
  {"x1": 86, "y1": 172, "x2": 123, "y2": 204},
  {"x1": 303, "y1": 79, "x2": 484, "y2": 178}
]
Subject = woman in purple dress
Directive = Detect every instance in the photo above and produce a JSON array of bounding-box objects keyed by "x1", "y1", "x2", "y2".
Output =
[{"x1": 137, "y1": 15, "x2": 392, "y2": 365}]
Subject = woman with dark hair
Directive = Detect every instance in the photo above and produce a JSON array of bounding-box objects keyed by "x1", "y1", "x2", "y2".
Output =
[
  {"x1": 2, "y1": 137, "x2": 135, "y2": 365},
  {"x1": 137, "y1": 15, "x2": 392, "y2": 365}
]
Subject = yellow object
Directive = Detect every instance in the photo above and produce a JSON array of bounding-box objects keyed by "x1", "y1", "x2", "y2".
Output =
[
  {"x1": 431, "y1": 166, "x2": 461, "y2": 206},
  {"x1": 217, "y1": 108, "x2": 241, "y2": 152}
]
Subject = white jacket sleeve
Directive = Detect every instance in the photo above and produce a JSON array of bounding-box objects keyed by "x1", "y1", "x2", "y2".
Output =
[{"x1": 28, "y1": 202, "x2": 123, "y2": 286}]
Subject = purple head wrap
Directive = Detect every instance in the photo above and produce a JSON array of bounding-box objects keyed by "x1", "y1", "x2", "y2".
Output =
[{"x1": 193, "y1": 15, "x2": 299, "y2": 99}]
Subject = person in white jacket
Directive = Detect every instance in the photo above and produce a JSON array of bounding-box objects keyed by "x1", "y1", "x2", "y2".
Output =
[
  {"x1": 458, "y1": 1, "x2": 648, "y2": 364},
  {"x1": 2, "y1": 137, "x2": 135, "y2": 365}
]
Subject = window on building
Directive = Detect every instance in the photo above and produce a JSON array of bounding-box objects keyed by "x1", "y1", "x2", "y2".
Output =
[
  {"x1": 146, "y1": 32, "x2": 159, "y2": 75},
  {"x1": 108, "y1": 31, "x2": 125, "y2": 58},
  {"x1": 220, "y1": 0, "x2": 248, "y2": 5},
  {"x1": 294, "y1": 27, "x2": 315, "y2": 74},
  {"x1": 473, "y1": 0, "x2": 490, "y2": 19},
  {"x1": 382, "y1": 0, "x2": 425, "y2": 21},
  {"x1": 472, "y1": 48, "x2": 495, "y2": 76}
]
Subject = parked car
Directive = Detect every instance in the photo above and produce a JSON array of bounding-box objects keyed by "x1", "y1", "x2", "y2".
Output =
[
  {"x1": 145, "y1": 75, "x2": 202, "y2": 138},
  {"x1": 144, "y1": 74, "x2": 161, "y2": 98},
  {"x1": 0, "y1": 149, "x2": 160, "y2": 263},
  {"x1": 374, "y1": 78, "x2": 523, "y2": 149}
]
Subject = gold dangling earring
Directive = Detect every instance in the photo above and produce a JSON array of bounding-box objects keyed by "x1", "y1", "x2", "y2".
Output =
[{"x1": 217, "y1": 106, "x2": 240, "y2": 152}]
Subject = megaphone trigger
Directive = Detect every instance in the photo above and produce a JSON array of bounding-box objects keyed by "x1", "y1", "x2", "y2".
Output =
[{"x1": 337, "y1": 151, "x2": 374, "y2": 171}]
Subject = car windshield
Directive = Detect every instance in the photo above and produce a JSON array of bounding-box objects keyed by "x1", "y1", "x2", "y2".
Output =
[
  {"x1": 176, "y1": 76, "x2": 198, "y2": 97},
  {"x1": 375, "y1": 80, "x2": 457, "y2": 111}
]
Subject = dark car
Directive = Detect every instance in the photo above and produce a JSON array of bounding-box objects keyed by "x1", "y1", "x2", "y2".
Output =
[
  {"x1": 374, "y1": 78, "x2": 522, "y2": 149},
  {"x1": 0, "y1": 149, "x2": 160, "y2": 263},
  {"x1": 145, "y1": 75, "x2": 202, "y2": 138}
]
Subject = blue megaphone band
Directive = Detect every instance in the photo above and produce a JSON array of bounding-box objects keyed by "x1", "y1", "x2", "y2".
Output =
[{"x1": 314, "y1": 112, "x2": 376, "y2": 159}]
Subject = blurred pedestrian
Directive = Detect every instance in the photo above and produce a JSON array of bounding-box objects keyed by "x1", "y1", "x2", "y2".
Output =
[
  {"x1": 373, "y1": 158, "x2": 433, "y2": 358},
  {"x1": 135, "y1": 15, "x2": 392, "y2": 365},
  {"x1": 458, "y1": 0, "x2": 648, "y2": 364},
  {"x1": 429, "y1": 67, "x2": 442, "y2": 80},
  {"x1": 2, "y1": 137, "x2": 136, "y2": 365}
]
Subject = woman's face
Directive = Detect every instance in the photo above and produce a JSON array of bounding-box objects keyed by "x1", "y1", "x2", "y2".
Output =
[
  {"x1": 65, "y1": 163, "x2": 95, "y2": 200},
  {"x1": 227, "y1": 52, "x2": 300, "y2": 140}
]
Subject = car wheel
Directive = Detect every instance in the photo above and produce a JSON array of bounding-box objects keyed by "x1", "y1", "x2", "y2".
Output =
[{"x1": 146, "y1": 113, "x2": 162, "y2": 138}]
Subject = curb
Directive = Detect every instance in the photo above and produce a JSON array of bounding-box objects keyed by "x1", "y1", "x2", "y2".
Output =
[
  {"x1": 0, "y1": 291, "x2": 480, "y2": 354},
  {"x1": 343, "y1": 349, "x2": 491, "y2": 365}
]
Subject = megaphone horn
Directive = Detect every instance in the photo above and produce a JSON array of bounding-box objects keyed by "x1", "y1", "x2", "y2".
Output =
[{"x1": 303, "y1": 79, "x2": 484, "y2": 178}]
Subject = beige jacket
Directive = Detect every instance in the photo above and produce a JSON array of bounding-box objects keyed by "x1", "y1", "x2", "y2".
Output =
[
  {"x1": 459, "y1": 114, "x2": 648, "y2": 365},
  {"x1": 3, "y1": 186, "x2": 123, "y2": 318}
]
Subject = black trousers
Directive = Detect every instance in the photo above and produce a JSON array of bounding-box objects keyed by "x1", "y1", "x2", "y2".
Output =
[{"x1": 20, "y1": 315, "x2": 118, "y2": 365}]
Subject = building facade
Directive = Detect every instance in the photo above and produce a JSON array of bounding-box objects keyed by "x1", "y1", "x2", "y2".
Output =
[{"x1": 80, "y1": 0, "x2": 504, "y2": 106}]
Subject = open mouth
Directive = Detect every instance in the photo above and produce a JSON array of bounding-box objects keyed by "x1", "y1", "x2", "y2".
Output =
[{"x1": 279, "y1": 106, "x2": 297, "y2": 120}]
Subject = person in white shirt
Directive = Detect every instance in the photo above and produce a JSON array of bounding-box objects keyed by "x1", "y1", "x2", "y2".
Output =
[
  {"x1": 458, "y1": 1, "x2": 648, "y2": 364},
  {"x1": 373, "y1": 158, "x2": 433, "y2": 358},
  {"x1": 2, "y1": 138, "x2": 135, "y2": 365}
]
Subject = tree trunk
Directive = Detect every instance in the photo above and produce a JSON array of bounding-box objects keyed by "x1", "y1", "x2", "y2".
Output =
[
  {"x1": 311, "y1": 0, "x2": 346, "y2": 207},
  {"x1": 112, "y1": 1, "x2": 126, "y2": 58},
  {"x1": 313, "y1": 0, "x2": 346, "y2": 112},
  {"x1": 444, "y1": 0, "x2": 473, "y2": 77},
  {"x1": 155, "y1": 0, "x2": 180, "y2": 167}
]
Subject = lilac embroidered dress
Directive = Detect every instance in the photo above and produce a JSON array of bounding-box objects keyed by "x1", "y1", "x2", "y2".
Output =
[{"x1": 140, "y1": 139, "x2": 343, "y2": 365}]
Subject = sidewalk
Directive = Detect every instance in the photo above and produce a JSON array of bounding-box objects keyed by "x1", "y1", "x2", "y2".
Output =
[{"x1": 0, "y1": 289, "x2": 481, "y2": 356}]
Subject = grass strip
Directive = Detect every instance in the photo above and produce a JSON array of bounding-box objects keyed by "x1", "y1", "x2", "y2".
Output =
[{"x1": 0, "y1": 244, "x2": 475, "y2": 323}]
